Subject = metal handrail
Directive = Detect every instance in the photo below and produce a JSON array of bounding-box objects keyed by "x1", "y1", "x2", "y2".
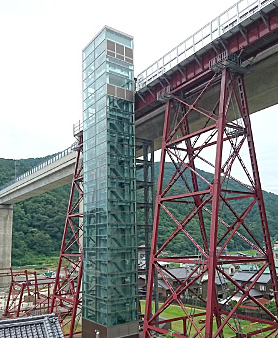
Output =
[
  {"x1": 0, "y1": 145, "x2": 76, "y2": 192},
  {"x1": 136, "y1": 0, "x2": 274, "y2": 91},
  {"x1": 73, "y1": 120, "x2": 83, "y2": 136}
]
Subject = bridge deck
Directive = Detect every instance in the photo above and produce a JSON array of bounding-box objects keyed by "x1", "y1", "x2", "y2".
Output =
[
  {"x1": 135, "y1": 0, "x2": 278, "y2": 117},
  {"x1": 0, "y1": 151, "x2": 76, "y2": 204}
]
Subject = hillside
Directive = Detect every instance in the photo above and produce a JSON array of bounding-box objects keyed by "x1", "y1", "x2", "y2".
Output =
[
  {"x1": 1, "y1": 157, "x2": 278, "y2": 266},
  {"x1": 147, "y1": 163, "x2": 278, "y2": 256},
  {"x1": 0, "y1": 156, "x2": 70, "y2": 266}
]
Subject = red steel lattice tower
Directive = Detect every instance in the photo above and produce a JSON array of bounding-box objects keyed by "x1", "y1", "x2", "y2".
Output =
[
  {"x1": 142, "y1": 58, "x2": 278, "y2": 338},
  {"x1": 50, "y1": 132, "x2": 83, "y2": 338}
]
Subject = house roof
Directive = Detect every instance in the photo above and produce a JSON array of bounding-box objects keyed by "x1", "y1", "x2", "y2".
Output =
[
  {"x1": 0, "y1": 314, "x2": 64, "y2": 338},
  {"x1": 221, "y1": 264, "x2": 235, "y2": 268},
  {"x1": 215, "y1": 277, "x2": 228, "y2": 285},
  {"x1": 163, "y1": 267, "x2": 195, "y2": 281},
  {"x1": 219, "y1": 288, "x2": 262, "y2": 304},
  {"x1": 263, "y1": 262, "x2": 278, "y2": 274},
  {"x1": 240, "y1": 304, "x2": 258, "y2": 310},
  {"x1": 202, "y1": 276, "x2": 228, "y2": 285},
  {"x1": 235, "y1": 288, "x2": 262, "y2": 298},
  {"x1": 233, "y1": 272, "x2": 271, "y2": 284},
  {"x1": 241, "y1": 297, "x2": 270, "y2": 310},
  {"x1": 158, "y1": 279, "x2": 170, "y2": 291},
  {"x1": 238, "y1": 264, "x2": 259, "y2": 272},
  {"x1": 256, "y1": 297, "x2": 269, "y2": 305},
  {"x1": 248, "y1": 288, "x2": 263, "y2": 297}
]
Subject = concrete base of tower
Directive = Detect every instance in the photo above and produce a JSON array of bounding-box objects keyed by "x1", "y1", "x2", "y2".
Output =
[
  {"x1": 82, "y1": 318, "x2": 139, "y2": 338},
  {"x1": 0, "y1": 204, "x2": 13, "y2": 288}
]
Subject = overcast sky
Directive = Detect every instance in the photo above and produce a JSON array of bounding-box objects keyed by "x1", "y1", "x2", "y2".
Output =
[{"x1": 0, "y1": 0, "x2": 277, "y2": 193}]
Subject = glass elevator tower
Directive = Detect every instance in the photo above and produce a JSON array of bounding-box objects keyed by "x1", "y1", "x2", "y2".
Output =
[{"x1": 82, "y1": 27, "x2": 138, "y2": 338}]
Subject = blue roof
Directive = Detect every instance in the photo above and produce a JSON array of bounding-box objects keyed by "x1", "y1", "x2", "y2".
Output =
[
  {"x1": 263, "y1": 261, "x2": 278, "y2": 274},
  {"x1": 221, "y1": 264, "x2": 235, "y2": 268},
  {"x1": 238, "y1": 264, "x2": 259, "y2": 271}
]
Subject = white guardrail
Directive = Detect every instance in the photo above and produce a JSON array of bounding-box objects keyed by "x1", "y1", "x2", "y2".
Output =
[
  {"x1": 136, "y1": 0, "x2": 275, "y2": 90},
  {"x1": 0, "y1": 146, "x2": 75, "y2": 191}
]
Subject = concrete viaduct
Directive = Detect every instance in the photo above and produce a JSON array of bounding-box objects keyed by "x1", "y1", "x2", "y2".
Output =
[
  {"x1": 1, "y1": 12, "x2": 278, "y2": 273},
  {"x1": 0, "y1": 151, "x2": 76, "y2": 272}
]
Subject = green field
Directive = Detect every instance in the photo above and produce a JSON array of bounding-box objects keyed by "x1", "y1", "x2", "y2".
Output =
[
  {"x1": 12, "y1": 256, "x2": 59, "y2": 273},
  {"x1": 140, "y1": 301, "x2": 271, "y2": 337}
]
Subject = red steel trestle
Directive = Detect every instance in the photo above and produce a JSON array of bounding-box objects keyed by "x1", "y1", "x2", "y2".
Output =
[
  {"x1": 50, "y1": 133, "x2": 83, "y2": 338},
  {"x1": 142, "y1": 66, "x2": 278, "y2": 338}
]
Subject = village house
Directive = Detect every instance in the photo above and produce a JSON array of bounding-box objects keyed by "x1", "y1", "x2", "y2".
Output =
[
  {"x1": 220, "y1": 263, "x2": 236, "y2": 276},
  {"x1": 201, "y1": 276, "x2": 229, "y2": 300},
  {"x1": 233, "y1": 271, "x2": 273, "y2": 299},
  {"x1": 157, "y1": 267, "x2": 199, "y2": 301}
]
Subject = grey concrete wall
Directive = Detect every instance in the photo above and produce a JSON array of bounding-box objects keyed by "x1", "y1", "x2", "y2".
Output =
[{"x1": 0, "y1": 205, "x2": 13, "y2": 287}]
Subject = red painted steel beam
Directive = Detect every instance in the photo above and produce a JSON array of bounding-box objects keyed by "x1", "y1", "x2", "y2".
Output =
[
  {"x1": 142, "y1": 67, "x2": 278, "y2": 337},
  {"x1": 2, "y1": 270, "x2": 54, "y2": 318},
  {"x1": 205, "y1": 68, "x2": 228, "y2": 338},
  {"x1": 143, "y1": 101, "x2": 171, "y2": 336},
  {"x1": 236, "y1": 73, "x2": 278, "y2": 309},
  {"x1": 50, "y1": 134, "x2": 83, "y2": 338},
  {"x1": 135, "y1": 6, "x2": 278, "y2": 116}
]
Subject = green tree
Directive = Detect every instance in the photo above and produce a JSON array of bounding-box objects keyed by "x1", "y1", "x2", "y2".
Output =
[{"x1": 265, "y1": 300, "x2": 277, "y2": 316}]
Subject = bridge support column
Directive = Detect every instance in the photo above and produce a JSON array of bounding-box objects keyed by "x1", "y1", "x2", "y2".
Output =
[
  {"x1": 142, "y1": 67, "x2": 278, "y2": 337},
  {"x1": 0, "y1": 204, "x2": 13, "y2": 287}
]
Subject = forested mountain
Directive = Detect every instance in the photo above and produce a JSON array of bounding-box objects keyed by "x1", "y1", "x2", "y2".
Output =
[
  {"x1": 0, "y1": 156, "x2": 70, "y2": 266},
  {"x1": 140, "y1": 164, "x2": 278, "y2": 257},
  {"x1": 1, "y1": 157, "x2": 278, "y2": 266}
]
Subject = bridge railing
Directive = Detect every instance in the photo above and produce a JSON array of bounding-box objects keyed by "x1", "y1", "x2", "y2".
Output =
[
  {"x1": 0, "y1": 145, "x2": 75, "y2": 192},
  {"x1": 73, "y1": 120, "x2": 83, "y2": 136},
  {"x1": 136, "y1": 0, "x2": 274, "y2": 90}
]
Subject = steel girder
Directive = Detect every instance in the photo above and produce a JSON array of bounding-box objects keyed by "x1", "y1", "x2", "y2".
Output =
[
  {"x1": 135, "y1": 5, "x2": 278, "y2": 116},
  {"x1": 50, "y1": 134, "x2": 83, "y2": 338},
  {"x1": 142, "y1": 68, "x2": 278, "y2": 338}
]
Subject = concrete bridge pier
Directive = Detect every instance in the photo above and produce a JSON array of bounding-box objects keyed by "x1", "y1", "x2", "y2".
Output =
[{"x1": 0, "y1": 204, "x2": 13, "y2": 287}]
